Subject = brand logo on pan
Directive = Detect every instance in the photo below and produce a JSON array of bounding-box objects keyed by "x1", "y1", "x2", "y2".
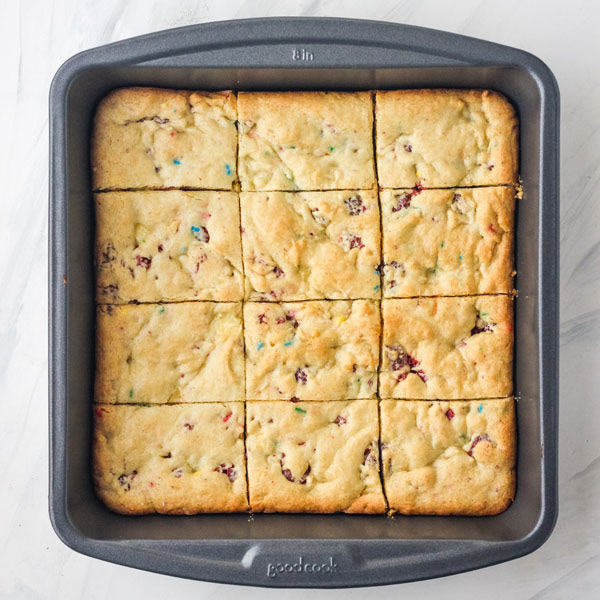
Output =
[{"x1": 267, "y1": 556, "x2": 337, "y2": 577}]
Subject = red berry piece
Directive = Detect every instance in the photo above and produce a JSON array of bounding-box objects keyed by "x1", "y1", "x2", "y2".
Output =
[
  {"x1": 445, "y1": 408, "x2": 455, "y2": 420},
  {"x1": 338, "y1": 232, "x2": 364, "y2": 250},
  {"x1": 214, "y1": 463, "x2": 237, "y2": 482},
  {"x1": 334, "y1": 415, "x2": 347, "y2": 426},
  {"x1": 467, "y1": 434, "x2": 492, "y2": 457},
  {"x1": 191, "y1": 225, "x2": 210, "y2": 243},
  {"x1": 344, "y1": 194, "x2": 365, "y2": 216},
  {"x1": 392, "y1": 183, "x2": 424, "y2": 212},
  {"x1": 135, "y1": 255, "x2": 152, "y2": 270},
  {"x1": 295, "y1": 368, "x2": 308, "y2": 384}
]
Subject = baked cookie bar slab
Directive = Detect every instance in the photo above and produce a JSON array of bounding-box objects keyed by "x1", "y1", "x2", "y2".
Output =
[
  {"x1": 95, "y1": 302, "x2": 244, "y2": 404},
  {"x1": 91, "y1": 87, "x2": 237, "y2": 190},
  {"x1": 238, "y1": 92, "x2": 375, "y2": 191},
  {"x1": 381, "y1": 187, "x2": 515, "y2": 297},
  {"x1": 375, "y1": 89, "x2": 518, "y2": 188},
  {"x1": 93, "y1": 403, "x2": 248, "y2": 514},
  {"x1": 244, "y1": 300, "x2": 380, "y2": 400},
  {"x1": 95, "y1": 190, "x2": 243, "y2": 303},
  {"x1": 241, "y1": 190, "x2": 381, "y2": 300},
  {"x1": 380, "y1": 296, "x2": 513, "y2": 399},
  {"x1": 247, "y1": 400, "x2": 385, "y2": 513},
  {"x1": 380, "y1": 398, "x2": 516, "y2": 515}
]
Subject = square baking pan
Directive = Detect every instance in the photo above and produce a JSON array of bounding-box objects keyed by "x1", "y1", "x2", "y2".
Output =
[{"x1": 48, "y1": 17, "x2": 559, "y2": 588}]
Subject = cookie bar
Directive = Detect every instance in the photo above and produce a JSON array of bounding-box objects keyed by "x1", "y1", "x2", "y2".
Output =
[
  {"x1": 246, "y1": 400, "x2": 385, "y2": 513},
  {"x1": 375, "y1": 89, "x2": 518, "y2": 188},
  {"x1": 91, "y1": 87, "x2": 237, "y2": 190},
  {"x1": 93, "y1": 403, "x2": 247, "y2": 514},
  {"x1": 380, "y1": 296, "x2": 513, "y2": 399},
  {"x1": 95, "y1": 190, "x2": 243, "y2": 303},
  {"x1": 381, "y1": 187, "x2": 515, "y2": 297},
  {"x1": 238, "y1": 92, "x2": 375, "y2": 191},
  {"x1": 244, "y1": 300, "x2": 380, "y2": 400},
  {"x1": 380, "y1": 398, "x2": 516, "y2": 515},
  {"x1": 95, "y1": 302, "x2": 244, "y2": 404},
  {"x1": 241, "y1": 190, "x2": 381, "y2": 300}
]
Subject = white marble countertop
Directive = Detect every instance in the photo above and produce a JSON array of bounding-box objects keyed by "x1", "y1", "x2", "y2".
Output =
[{"x1": 1, "y1": 0, "x2": 599, "y2": 597}]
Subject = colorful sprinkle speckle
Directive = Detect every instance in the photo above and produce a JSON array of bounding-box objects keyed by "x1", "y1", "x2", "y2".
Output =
[
  {"x1": 129, "y1": 389, "x2": 133, "y2": 399},
  {"x1": 158, "y1": 306, "x2": 166, "y2": 314},
  {"x1": 284, "y1": 340, "x2": 294, "y2": 347},
  {"x1": 440, "y1": 242, "x2": 445, "y2": 248},
  {"x1": 294, "y1": 407, "x2": 307, "y2": 414},
  {"x1": 459, "y1": 254, "x2": 463, "y2": 261},
  {"x1": 173, "y1": 159, "x2": 181, "y2": 165},
  {"x1": 328, "y1": 146, "x2": 335, "y2": 152},
  {"x1": 225, "y1": 164, "x2": 231, "y2": 175},
  {"x1": 257, "y1": 341, "x2": 265, "y2": 350},
  {"x1": 374, "y1": 285, "x2": 380, "y2": 291},
  {"x1": 180, "y1": 246, "x2": 187, "y2": 253},
  {"x1": 478, "y1": 403, "x2": 483, "y2": 413}
]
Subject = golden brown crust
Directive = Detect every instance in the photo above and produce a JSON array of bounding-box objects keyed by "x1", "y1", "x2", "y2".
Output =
[
  {"x1": 380, "y1": 296, "x2": 513, "y2": 399},
  {"x1": 381, "y1": 398, "x2": 516, "y2": 516},
  {"x1": 238, "y1": 92, "x2": 375, "y2": 191},
  {"x1": 91, "y1": 87, "x2": 237, "y2": 190},
  {"x1": 91, "y1": 86, "x2": 518, "y2": 516},
  {"x1": 381, "y1": 187, "x2": 515, "y2": 296},
  {"x1": 95, "y1": 190, "x2": 243, "y2": 303},
  {"x1": 246, "y1": 400, "x2": 386, "y2": 513},
  {"x1": 95, "y1": 303, "x2": 244, "y2": 404},
  {"x1": 244, "y1": 300, "x2": 380, "y2": 401},
  {"x1": 241, "y1": 190, "x2": 381, "y2": 300},
  {"x1": 376, "y1": 89, "x2": 518, "y2": 188},
  {"x1": 93, "y1": 403, "x2": 248, "y2": 514}
]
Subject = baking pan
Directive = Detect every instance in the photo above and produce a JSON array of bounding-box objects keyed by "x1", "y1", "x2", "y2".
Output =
[{"x1": 49, "y1": 17, "x2": 559, "y2": 587}]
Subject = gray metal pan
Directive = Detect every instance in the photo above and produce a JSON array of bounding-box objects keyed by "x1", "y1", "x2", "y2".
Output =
[{"x1": 49, "y1": 17, "x2": 559, "y2": 588}]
